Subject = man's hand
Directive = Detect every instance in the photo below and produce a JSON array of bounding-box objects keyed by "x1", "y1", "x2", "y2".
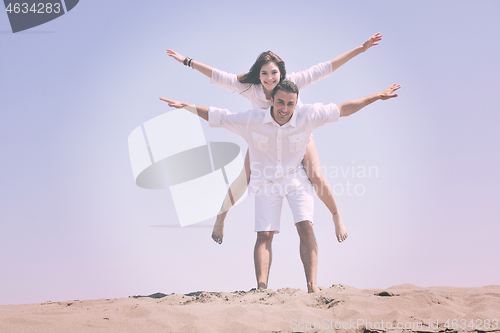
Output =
[
  {"x1": 379, "y1": 83, "x2": 401, "y2": 100},
  {"x1": 339, "y1": 83, "x2": 401, "y2": 117},
  {"x1": 159, "y1": 97, "x2": 188, "y2": 109},
  {"x1": 159, "y1": 97, "x2": 209, "y2": 121},
  {"x1": 361, "y1": 32, "x2": 382, "y2": 52},
  {"x1": 166, "y1": 49, "x2": 185, "y2": 63}
]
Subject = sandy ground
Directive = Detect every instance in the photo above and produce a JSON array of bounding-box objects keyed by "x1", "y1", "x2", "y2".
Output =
[{"x1": 1, "y1": 284, "x2": 500, "y2": 333}]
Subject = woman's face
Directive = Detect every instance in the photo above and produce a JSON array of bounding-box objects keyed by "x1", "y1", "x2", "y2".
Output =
[{"x1": 259, "y1": 62, "x2": 280, "y2": 92}]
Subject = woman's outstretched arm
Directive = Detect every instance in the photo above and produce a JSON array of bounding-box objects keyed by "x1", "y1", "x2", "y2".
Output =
[
  {"x1": 167, "y1": 49, "x2": 213, "y2": 78},
  {"x1": 168, "y1": 49, "x2": 251, "y2": 97},
  {"x1": 288, "y1": 33, "x2": 383, "y2": 91},
  {"x1": 330, "y1": 32, "x2": 382, "y2": 72}
]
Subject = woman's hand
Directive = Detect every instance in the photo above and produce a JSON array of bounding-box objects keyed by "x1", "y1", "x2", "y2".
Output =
[
  {"x1": 166, "y1": 49, "x2": 185, "y2": 63},
  {"x1": 361, "y1": 32, "x2": 382, "y2": 52},
  {"x1": 166, "y1": 50, "x2": 213, "y2": 78}
]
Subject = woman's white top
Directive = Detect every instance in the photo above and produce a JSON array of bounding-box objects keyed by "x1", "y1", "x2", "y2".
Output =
[{"x1": 210, "y1": 61, "x2": 333, "y2": 109}]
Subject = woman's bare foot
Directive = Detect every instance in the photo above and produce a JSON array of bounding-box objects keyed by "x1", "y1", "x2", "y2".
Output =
[
  {"x1": 211, "y1": 214, "x2": 225, "y2": 244},
  {"x1": 334, "y1": 216, "x2": 348, "y2": 243}
]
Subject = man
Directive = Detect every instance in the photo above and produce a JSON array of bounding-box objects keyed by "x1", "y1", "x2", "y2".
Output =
[{"x1": 160, "y1": 80, "x2": 400, "y2": 293}]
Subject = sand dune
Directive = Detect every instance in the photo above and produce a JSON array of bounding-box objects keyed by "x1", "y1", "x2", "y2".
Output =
[{"x1": 1, "y1": 284, "x2": 499, "y2": 332}]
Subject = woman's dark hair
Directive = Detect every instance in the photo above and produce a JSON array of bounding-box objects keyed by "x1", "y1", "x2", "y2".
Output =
[{"x1": 237, "y1": 51, "x2": 286, "y2": 85}]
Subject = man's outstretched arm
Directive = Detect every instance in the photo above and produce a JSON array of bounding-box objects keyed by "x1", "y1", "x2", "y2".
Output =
[
  {"x1": 159, "y1": 97, "x2": 209, "y2": 121},
  {"x1": 338, "y1": 83, "x2": 401, "y2": 117}
]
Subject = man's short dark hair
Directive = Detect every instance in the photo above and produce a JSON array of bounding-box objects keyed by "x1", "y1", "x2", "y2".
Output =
[{"x1": 271, "y1": 80, "x2": 299, "y2": 99}]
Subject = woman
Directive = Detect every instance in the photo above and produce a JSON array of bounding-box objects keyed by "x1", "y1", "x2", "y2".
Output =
[{"x1": 167, "y1": 33, "x2": 382, "y2": 244}]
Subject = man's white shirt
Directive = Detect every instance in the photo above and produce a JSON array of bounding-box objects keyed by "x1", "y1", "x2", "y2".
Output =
[{"x1": 208, "y1": 103, "x2": 340, "y2": 196}]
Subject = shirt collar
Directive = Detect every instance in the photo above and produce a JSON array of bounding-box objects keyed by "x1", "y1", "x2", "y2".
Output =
[
  {"x1": 263, "y1": 107, "x2": 274, "y2": 124},
  {"x1": 264, "y1": 107, "x2": 297, "y2": 127}
]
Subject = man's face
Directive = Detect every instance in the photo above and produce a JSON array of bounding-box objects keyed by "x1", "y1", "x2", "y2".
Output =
[{"x1": 271, "y1": 89, "x2": 298, "y2": 125}]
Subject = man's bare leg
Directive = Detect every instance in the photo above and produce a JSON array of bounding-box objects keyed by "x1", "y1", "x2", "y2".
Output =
[
  {"x1": 303, "y1": 138, "x2": 348, "y2": 242},
  {"x1": 212, "y1": 150, "x2": 251, "y2": 244},
  {"x1": 254, "y1": 231, "x2": 274, "y2": 289},
  {"x1": 295, "y1": 220, "x2": 320, "y2": 293}
]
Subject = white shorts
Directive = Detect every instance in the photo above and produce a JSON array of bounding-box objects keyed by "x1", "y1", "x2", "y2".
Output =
[{"x1": 254, "y1": 181, "x2": 314, "y2": 234}]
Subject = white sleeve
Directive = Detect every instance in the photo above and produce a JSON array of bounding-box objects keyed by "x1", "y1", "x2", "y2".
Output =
[
  {"x1": 306, "y1": 103, "x2": 340, "y2": 129},
  {"x1": 287, "y1": 61, "x2": 333, "y2": 91},
  {"x1": 210, "y1": 68, "x2": 251, "y2": 94},
  {"x1": 208, "y1": 107, "x2": 249, "y2": 137}
]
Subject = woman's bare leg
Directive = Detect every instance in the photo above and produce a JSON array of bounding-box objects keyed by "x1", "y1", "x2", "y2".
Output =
[
  {"x1": 303, "y1": 138, "x2": 348, "y2": 242},
  {"x1": 212, "y1": 149, "x2": 251, "y2": 244}
]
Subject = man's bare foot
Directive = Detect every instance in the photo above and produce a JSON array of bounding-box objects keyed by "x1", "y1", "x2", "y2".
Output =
[
  {"x1": 334, "y1": 217, "x2": 348, "y2": 243},
  {"x1": 308, "y1": 285, "x2": 321, "y2": 293},
  {"x1": 211, "y1": 214, "x2": 225, "y2": 244},
  {"x1": 257, "y1": 282, "x2": 267, "y2": 290}
]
